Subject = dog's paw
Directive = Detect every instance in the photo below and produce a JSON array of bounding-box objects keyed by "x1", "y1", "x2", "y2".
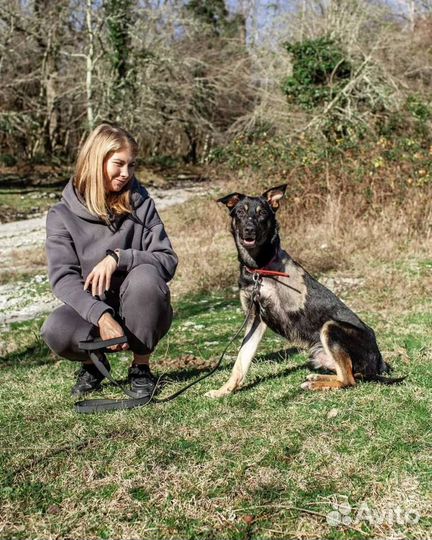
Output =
[
  {"x1": 306, "y1": 373, "x2": 320, "y2": 381},
  {"x1": 301, "y1": 379, "x2": 343, "y2": 391},
  {"x1": 205, "y1": 388, "x2": 232, "y2": 399}
]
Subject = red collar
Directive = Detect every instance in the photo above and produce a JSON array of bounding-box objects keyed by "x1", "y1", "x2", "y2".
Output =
[
  {"x1": 245, "y1": 251, "x2": 289, "y2": 279},
  {"x1": 245, "y1": 267, "x2": 290, "y2": 279}
]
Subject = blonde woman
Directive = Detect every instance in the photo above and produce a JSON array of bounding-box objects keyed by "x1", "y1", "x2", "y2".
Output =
[{"x1": 41, "y1": 123, "x2": 177, "y2": 398}]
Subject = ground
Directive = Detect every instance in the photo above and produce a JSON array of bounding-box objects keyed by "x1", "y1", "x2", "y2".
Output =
[{"x1": 0, "y1": 176, "x2": 431, "y2": 539}]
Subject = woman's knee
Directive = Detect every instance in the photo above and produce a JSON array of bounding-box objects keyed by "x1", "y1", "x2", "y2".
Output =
[
  {"x1": 121, "y1": 264, "x2": 170, "y2": 305},
  {"x1": 41, "y1": 312, "x2": 67, "y2": 355},
  {"x1": 41, "y1": 305, "x2": 93, "y2": 361}
]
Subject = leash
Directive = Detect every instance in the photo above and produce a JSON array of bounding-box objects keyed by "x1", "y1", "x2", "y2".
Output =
[{"x1": 75, "y1": 280, "x2": 262, "y2": 414}]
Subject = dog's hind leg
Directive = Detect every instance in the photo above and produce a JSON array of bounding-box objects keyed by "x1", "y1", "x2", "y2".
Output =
[
  {"x1": 301, "y1": 321, "x2": 356, "y2": 391},
  {"x1": 205, "y1": 314, "x2": 267, "y2": 398}
]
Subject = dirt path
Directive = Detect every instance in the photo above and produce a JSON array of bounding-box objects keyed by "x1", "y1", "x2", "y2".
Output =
[
  {"x1": 0, "y1": 185, "x2": 207, "y2": 262},
  {"x1": 0, "y1": 185, "x2": 208, "y2": 328}
]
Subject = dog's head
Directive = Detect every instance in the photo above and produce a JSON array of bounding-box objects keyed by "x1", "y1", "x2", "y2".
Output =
[{"x1": 217, "y1": 184, "x2": 287, "y2": 253}]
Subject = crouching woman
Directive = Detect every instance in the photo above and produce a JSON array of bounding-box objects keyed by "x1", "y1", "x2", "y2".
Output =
[{"x1": 41, "y1": 123, "x2": 177, "y2": 398}]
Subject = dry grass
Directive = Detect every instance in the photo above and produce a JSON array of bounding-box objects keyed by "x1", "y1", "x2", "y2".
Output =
[
  {"x1": 0, "y1": 247, "x2": 46, "y2": 284},
  {"x1": 1, "y1": 165, "x2": 430, "y2": 344},
  {"x1": 163, "y1": 170, "x2": 432, "y2": 305}
]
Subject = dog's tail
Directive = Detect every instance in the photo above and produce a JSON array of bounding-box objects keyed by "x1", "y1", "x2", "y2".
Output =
[
  {"x1": 375, "y1": 356, "x2": 407, "y2": 384},
  {"x1": 373, "y1": 374, "x2": 407, "y2": 385},
  {"x1": 372, "y1": 357, "x2": 407, "y2": 384}
]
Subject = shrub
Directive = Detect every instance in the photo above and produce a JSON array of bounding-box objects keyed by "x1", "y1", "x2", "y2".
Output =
[
  {"x1": 282, "y1": 37, "x2": 352, "y2": 110},
  {"x1": 0, "y1": 154, "x2": 17, "y2": 167}
]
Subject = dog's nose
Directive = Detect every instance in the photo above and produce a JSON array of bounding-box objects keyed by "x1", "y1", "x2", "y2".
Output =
[{"x1": 244, "y1": 224, "x2": 256, "y2": 236}]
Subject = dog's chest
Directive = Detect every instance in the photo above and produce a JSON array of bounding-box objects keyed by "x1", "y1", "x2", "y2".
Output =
[
  {"x1": 241, "y1": 264, "x2": 308, "y2": 338},
  {"x1": 261, "y1": 275, "x2": 306, "y2": 314}
]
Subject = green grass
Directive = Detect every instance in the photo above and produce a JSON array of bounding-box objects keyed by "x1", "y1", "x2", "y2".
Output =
[
  {"x1": 0, "y1": 186, "x2": 61, "y2": 221},
  {"x1": 1, "y1": 281, "x2": 431, "y2": 539}
]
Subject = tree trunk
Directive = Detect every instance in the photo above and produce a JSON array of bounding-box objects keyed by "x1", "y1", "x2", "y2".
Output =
[
  {"x1": 86, "y1": 0, "x2": 95, "y2": 130},
  {"x1": 34, "y1": 0, "x2": 63, "y2": 156}
]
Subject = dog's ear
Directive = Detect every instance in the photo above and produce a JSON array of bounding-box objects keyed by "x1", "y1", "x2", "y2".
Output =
[
  {"x1": 262, "y1": 184, "x2": 288, "y2": 210},
  {"x1": 216, "y1": 192, "x2": 245, "y2": 209}
]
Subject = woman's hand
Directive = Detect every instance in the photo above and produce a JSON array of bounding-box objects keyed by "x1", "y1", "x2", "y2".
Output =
[
  {"x1": 98, "y1": 312, "x2": 129, "y2": 351},
  {"x1": 84, "y1": 255, "x2": 117, "y2": 297}
]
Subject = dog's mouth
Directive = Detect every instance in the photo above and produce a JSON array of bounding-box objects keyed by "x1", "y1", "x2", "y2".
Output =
[{"x1": 241, "y1": 236, "x2": 256, "y2": 248}]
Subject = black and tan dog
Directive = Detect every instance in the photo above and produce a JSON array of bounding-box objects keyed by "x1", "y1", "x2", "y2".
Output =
[{"x1": 206, "y1": 184, "x2": 403, "y2": 398}]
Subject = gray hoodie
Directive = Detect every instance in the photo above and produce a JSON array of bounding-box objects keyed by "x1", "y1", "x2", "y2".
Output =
[{"x1": 46, "y1": 178, "x2": 178, "y2": 326}]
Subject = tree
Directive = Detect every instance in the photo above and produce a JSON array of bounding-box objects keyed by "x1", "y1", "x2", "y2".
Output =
[
  {"x1": 103, "y1": 0, "x2": 136, "y2": 121},
  {"x1": 0, "y1": 0, "x2": 73, "y2": 157}
]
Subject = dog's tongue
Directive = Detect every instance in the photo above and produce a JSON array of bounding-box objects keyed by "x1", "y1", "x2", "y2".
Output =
[{"x1": 243, "y1": 239, "x2": 256, "y2": 247}]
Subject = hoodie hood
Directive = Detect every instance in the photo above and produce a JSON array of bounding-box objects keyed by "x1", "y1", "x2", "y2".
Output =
[{"x1": 61, "y1": 177, "x2": 150, "y2": 222}]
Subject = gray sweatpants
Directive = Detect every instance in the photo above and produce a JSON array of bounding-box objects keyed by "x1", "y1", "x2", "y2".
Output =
[{"x1": 41, "y1": 264, "x2": 173, "y2": 362}]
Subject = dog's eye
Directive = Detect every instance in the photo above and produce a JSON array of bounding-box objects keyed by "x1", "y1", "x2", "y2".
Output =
[
  {"x1": 258, "y1": 208, "x2": 268, "y2": 217},
  {"x1": 236, "y1": 208, "x2": 246, "y2": 217}
]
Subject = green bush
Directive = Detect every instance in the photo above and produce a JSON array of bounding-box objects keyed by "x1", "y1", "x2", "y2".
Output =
[
  {"x1": 282, "y1": 37, "x2": 352, "y2": 110},
  {"x1": 406, "y1": 95, "x2": 431, "y2": 122},
  {"x1": 0, "y1": 154, "x2": 17, "y2": 167}
]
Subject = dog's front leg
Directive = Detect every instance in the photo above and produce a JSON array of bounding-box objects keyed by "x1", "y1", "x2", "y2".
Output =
[{"x1": 205, "y1": 314, "x2": 267, "y2": 398}]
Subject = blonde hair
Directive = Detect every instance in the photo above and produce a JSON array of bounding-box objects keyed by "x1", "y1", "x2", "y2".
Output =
[{"x1": 74, "y1": 123, "x2": 138, "y2": 222}]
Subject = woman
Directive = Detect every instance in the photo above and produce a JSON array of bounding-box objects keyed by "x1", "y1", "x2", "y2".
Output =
[{"x1": 41, "y1": 123, "x2": 177, "y2": 398}]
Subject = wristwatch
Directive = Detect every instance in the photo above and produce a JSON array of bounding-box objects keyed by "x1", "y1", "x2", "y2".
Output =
[{"x1": 106, "y1": 249, "x2": 120, "y2": 265}]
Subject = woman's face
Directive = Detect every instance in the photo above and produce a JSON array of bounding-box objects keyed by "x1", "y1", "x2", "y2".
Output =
[{"x1": 104, "y1": 147, "x2": 136, "y2": 193}]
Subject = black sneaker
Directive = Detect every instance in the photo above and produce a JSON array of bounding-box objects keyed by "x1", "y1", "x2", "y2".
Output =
[
  {"x1": 128, "y1": 364, "x2": 156, "y2": 398},
  {"x1": 71, "y1": 357, "x2": 111, "y2": 397}
]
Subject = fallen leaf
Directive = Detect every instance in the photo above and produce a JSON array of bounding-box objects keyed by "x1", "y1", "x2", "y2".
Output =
[{"x1": 327, "y1": 408, "x2": 338, "y2": 419}]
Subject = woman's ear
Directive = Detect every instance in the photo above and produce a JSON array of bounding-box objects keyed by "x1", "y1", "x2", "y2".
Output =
[
  {"x1": 216, "y1": 192, "x2": 245, "y2": 209},
  {"x1": 261, "y1": 184, "x2": 288, "y2": 210}
]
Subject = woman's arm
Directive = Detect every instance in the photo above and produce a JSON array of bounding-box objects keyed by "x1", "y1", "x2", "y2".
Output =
[
  {"x1": 116, "y1": 199, "x2": 178, "y2": 282},
  {"x1": 46, "y1": 208, "x2": 114, "y2": 326}
]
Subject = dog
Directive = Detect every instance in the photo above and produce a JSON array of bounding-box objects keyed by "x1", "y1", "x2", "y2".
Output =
[{"x1": 206, "y1": 184, "x2": 404, "y2": 398}]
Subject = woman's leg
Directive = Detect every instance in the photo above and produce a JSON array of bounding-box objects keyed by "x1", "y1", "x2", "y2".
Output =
[
  {"x1": 133, "y1": 353, "x2": 151, "y2": 365},
  {"x1": 119, "y1": 264, "x2": 173, "y2": 396},
  {"x1": 41, "y1": 304, "x2": 96, "y2": 362},
  {"x1": 41, "y1": 305, "x2": 110, "y2": 396},
  {"x1": 119, "y1": 264, "x2": 173, "y2": 358}
]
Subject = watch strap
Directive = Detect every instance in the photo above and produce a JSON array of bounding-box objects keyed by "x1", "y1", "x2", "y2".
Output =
[{"x1": 106, "y1": 249, "x2": 119, "y2": 264}]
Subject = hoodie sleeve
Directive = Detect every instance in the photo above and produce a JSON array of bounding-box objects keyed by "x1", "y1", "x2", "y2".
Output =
[
  {"x1": 116, "y1": 198, "x2": 178, "y2": 281},
  {"x1": 45, "y1": 207, "x2": 114, "y2": 326}
]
